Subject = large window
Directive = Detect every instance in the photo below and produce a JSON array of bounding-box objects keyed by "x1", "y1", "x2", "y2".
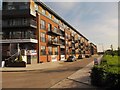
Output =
[
  {"x1": 54, "y1": 47, "x2": 58, "y2": 55},
  {"x1": 41, "y1": 33, "x2": 46, "y2": 42},
  {"x1": 54, "y1": 38, "x2": 58, "y2": 43},
  {"x1": 48, "y1": 35, "x2": 52, "y2": 42},
  {"x1": 40, "y1": 20, "x2": 46, "y2": 30},
  {"x1": 19, "y1": 2, "x2": 29, "y2": 9},
  {"x1": 48, "y1": 23, "x2": 52, "y2": 31},
  {"x1": 48, "y1": 47, "x2": 52, "y2": 55},
  {"x1": 48, "y1": 13, "x2": 52, "y2": 19},
  {"x1": 34, "y1": 3, "x2": 38, "y2": 11},
  {"x1": 42, "y1": 9, "x2": 45, "y2": 15},
  {"x1": 7, "y1": 2, "x2": 15, "y2": 10},
  {"x1": 40, "y1": 46, "x2": 46, "y2": 55},
  {"x1": 53, "y1": 26, "x2": 58, "y2": 33},
  {"x1": 12, "y1": 31, "x2": 22, "y2": 39}
]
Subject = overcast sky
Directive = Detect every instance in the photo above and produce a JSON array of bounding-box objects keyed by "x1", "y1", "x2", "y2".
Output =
[{"x1": 44, "y1": 1, "x2": 118, "y2": 52}]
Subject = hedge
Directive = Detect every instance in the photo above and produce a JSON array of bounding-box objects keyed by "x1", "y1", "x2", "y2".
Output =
[{"x1": 91, "y1": 65, "x2": 120, "y2": 89}]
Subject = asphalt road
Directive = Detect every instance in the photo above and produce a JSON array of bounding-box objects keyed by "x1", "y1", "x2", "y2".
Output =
[{"x1": 2, "y1": 56, "x2": 98, "y2": 88}]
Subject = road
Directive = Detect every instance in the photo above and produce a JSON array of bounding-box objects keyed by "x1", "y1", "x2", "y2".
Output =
[{"x1": 2, "y1": 56, "x2": 98, "y2": 88}]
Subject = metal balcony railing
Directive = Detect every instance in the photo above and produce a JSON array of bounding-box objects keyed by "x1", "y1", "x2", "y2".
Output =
[
  {"x1": 48, "y1": 28, "x2": 61, "y2": 36},
  {"x1": 2, "y1": 35, "x2": 37, "y2": 40},
  {"x1": 3, "y1": 19, "x2": 37, "y2": 28},
  {"x1": 48, "y1": 40, "x2": 60, "y2": 46}
]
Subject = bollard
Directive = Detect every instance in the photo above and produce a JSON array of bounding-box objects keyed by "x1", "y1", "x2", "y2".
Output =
[
  {"x1": 1, "y1": 61, "x2": 5, "y2": 68},
  {"x1": 94, "y1": 58, "x2": 98, "y2": 65}
]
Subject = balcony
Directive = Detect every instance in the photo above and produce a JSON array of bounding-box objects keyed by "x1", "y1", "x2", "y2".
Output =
[
  {"x1": 60, "y1": 36, "x2": 65, "y2": 40},
  {"x1": 48, "y1": 40, "x2": 61, "y2": 46},
  {"x1": 69, "y1": 46, "x2": 72, "y2": 48},
  {"x1": 75, "y1": 46, "x2": 79, "y2": 49},
  {"x1": 60, "y1": 45, "x2": 65, "y2": 49},
  {"x1": 2, "y1": 19, "x2": 37, "y2": 28},
  {"x1": 60, "y1": 41, "x2": 65, "y2": 46},
  {"x1": 75, "y1": 40, "x2": 78, "y2": 43},
  {"x1": 68, "y1": 37, "x2": 72, "y2": 41},
  {"x1": 0, "y1": 38, "x2": 38, "y2": 44},
  {"x1": 48, "y1": 28, "x2": 61, "y2": 36},
  {"x1": 72, "y1": 41, "x2": 75, "y2": 43},
  {"x1": 2, "y1": 9, "x2": 30, "y2": 17}
]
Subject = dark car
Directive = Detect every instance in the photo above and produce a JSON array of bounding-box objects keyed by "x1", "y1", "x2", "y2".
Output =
[
  {"x1": 85, "y1": 54, "x2": 90, "y2": 58},
  {"x1": 67, "y1": 56, "x2": 76, "y2": 62},
  {"x1": 78, "y1": 54, "x2": 82, "y2": 59}
]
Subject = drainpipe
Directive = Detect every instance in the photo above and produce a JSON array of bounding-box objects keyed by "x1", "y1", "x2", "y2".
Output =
[{"x1": 36, "y1": 11, "x2": 40, "y2": 63}]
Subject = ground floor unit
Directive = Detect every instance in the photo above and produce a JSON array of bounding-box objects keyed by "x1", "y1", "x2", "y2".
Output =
[{"x1": 1, "y1": 41, "x2": 96, "y2": 65}]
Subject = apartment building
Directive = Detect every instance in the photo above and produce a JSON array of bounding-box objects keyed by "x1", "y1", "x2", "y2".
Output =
[
  {"x1": 90, "y1": 43, "x2": 97, "y2": 55},
  {"x1": 1, "y1": 0, "x2": 97, "y2": 64}
]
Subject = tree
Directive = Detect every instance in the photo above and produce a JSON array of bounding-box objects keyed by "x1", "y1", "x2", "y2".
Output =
[
  {"x1": 118, "y1": 47, "x2": 120, "y2": 56},
  {"x1": 110, "y1": 45, "x2": 114, "y2": 56}
]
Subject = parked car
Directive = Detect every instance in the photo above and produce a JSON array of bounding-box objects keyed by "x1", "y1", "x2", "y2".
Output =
[
  {"x1": 78, "y1": 54, "x2": 82, "y2": 59},
  {"x1": 85, "y1": 54, "x2": 90, "y2": 58},
  {"x1": 94, "y1": 58, "x2": 98, "y2": 65},
  {"x1": 67, "y1": 55, "x2": 76, "y2": 62}
]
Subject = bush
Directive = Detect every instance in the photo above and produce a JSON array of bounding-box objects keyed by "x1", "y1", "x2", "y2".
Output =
[
  {"x1": 91, "y1": 66, "x2": 107, "y2": 87},
  {"x1": 91, "y1": 66, "x2": 119, "y2": 88},
  {"x1": 106, "y1": 71, "x2": 119, "y2": 88}
]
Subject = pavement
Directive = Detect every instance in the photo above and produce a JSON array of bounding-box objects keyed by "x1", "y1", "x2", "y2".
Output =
[
  {"x1": 51, "y1": 55, "x2": 103, "y2": 88},
  {"x1": 0, "y1": 61, "x2": 66, "y2": 72}
]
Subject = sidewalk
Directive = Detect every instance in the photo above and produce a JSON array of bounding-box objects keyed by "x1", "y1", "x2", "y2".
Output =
[
  {"x1": 0, "y1": 55, "x2": 100, "y2": 72},
  {"x1": 51, "y1": 56, "x2": 102, "y2": 88},
  {"x1": 0, "y1": 61, "x2": 65, "y2": 72}
]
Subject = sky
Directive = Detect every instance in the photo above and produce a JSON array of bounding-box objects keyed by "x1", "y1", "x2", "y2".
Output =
[
  {"x1": 43, "y1": 1, "x2": 118, "y2": 52},
  {"x1": 0, "y1": 0, "x2": 118, "y2": 52}
]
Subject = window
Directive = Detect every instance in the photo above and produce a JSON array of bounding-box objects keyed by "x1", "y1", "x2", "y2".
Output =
[
  {"x1": 42, "y1": 9, "x2": 45, "y2": 15},
  {"x1": 41, "y1": 33, "x2": 46, "y2": 42},
  {"x1": 48, "y1": 35, "x2": 51, "y2": 42},
  {"x1": 19, "y1": 5, "x2": 28, "y2": 9},
  {"x1": 40, "y1": 20, "x2": 46, "y2": 30},
  {"x1": 22, "y1": 18, "x2": 28, "y2": 25},
  {"x1": 54, "y1": 47, "x2": 58, "y2": 55},
  {"x1": 9, "y1": 19, "x2": 16, "y2": 26},
  {"x1": 12, "y1": 31, "x2": 22, "y2": 39},
  {"x1": 66, "y1": 48, "x2": 69, "y2": 54},
  {"x1": 8, "y1": 2, "x2": 13, "y2": 5},
  {"x1": 48, "y1": 23, "x2": 52, "y2": 31},
  {"x1": 53, "y1": 26, "x2": 58, "y2": 33},
  {"x1": 34, "y1": 3, "x2": 38, "y2": 11},
  {"x1": 54, "y1": 17, "x2": 59, "y2": 23},
  {"x1": 48, "y1": 13, "x2": 52, "y2": 19},
  {"x1": 65, "y1": 33, "x2": 68, "y2": 39},
  {"x1": 7, "y1": 2, "x2": 15, "y2": 10},
  {"x1": 41, "y1": 46, "x2": 46, "y2": 55},
  {"x1": 54, "y1": 38, "x2": 58, "y2": 43},
  {"x1": 48, "y1": 47, "x2": 52, "y2": 55}
]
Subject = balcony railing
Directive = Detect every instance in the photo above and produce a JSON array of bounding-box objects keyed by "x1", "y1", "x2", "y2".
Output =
[
  {"x1": 2, "y1": 19, "x2": 37, "y2": 28},
  {"x1": 2, "y1": 35, "x2": 37, "y2": 40},
  {"x1": 40, "y1": 24, "x2": 46, "y2": 30},
  {"x1": 75, "y1": 40, "x2": 78, "y2": 43},
  {"x1": 75, "y1": 45, "x2": 79, "y2": 49},
  {"x1": 68, "y1": 38, "x2": 72, "y2": 41},
  {"x1": 72, "y1": 41, "x2": 75, "y2": 43},
  {"x1": 48, "y1": 28, "x2": 61, "y2": 36},
  {"x1": 60, "y1": 41, "x2": 65, "y2": 46},
  {"x1": 60, "y1": 36, "x2": 65, "y2": 40},
  {"x1": 48, "y1": 40, "x2": 60, "y2": 46}
]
